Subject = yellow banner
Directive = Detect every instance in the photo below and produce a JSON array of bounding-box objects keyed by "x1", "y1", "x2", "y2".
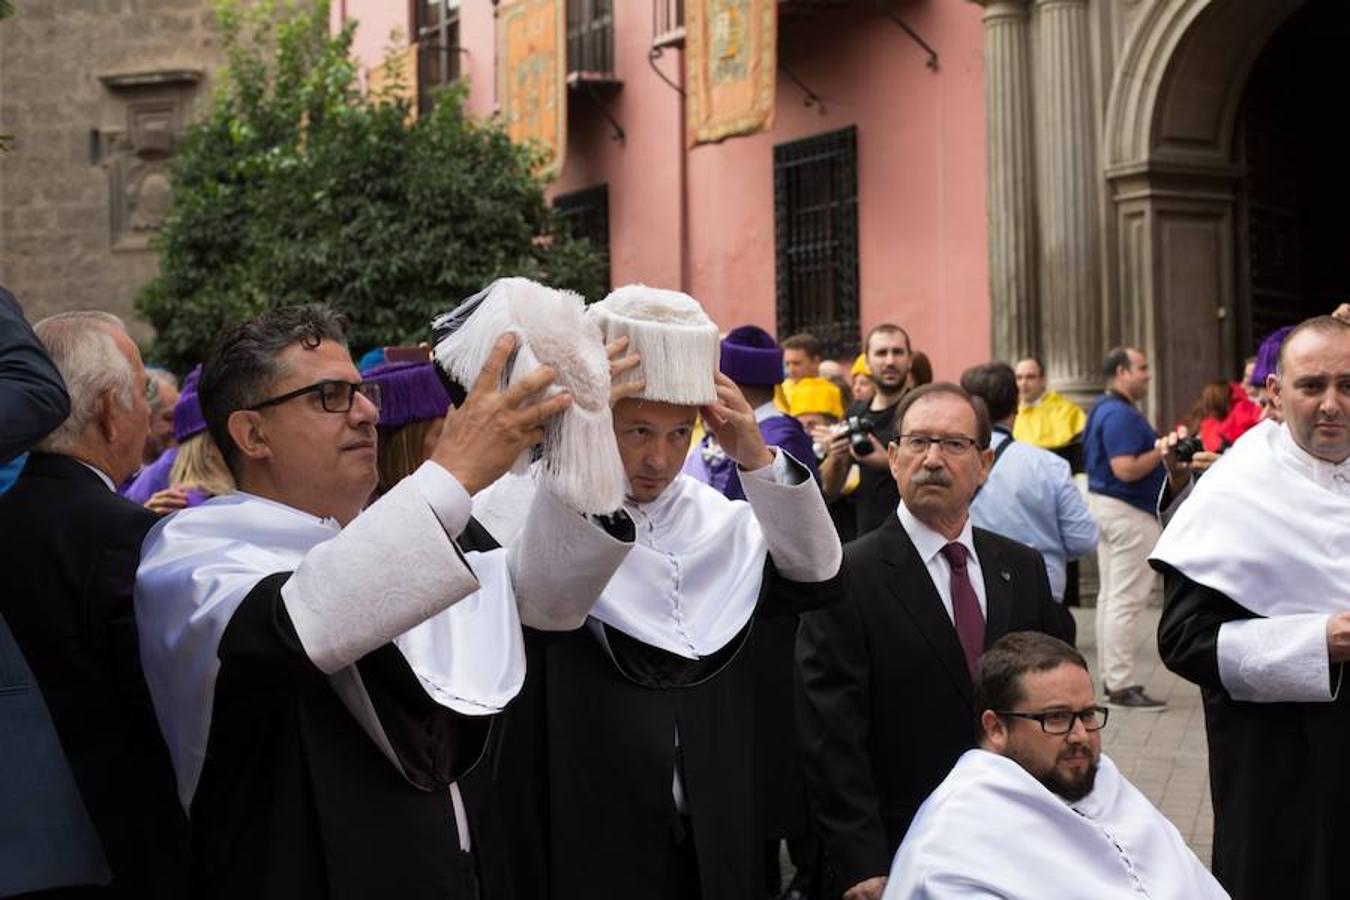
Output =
[
  {"x1": 497, "y1": 0, "x2": 567, "y2": 179},
  {"x1": 686, "y1": 0, "x2": 777, "y2": 147}
]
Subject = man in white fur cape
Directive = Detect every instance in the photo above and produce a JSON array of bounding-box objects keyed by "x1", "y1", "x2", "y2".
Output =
[
  {"x1": 466, "y1": 285, "x2": 844, "y2": 900},
  {"x1": 134, "y1": 303, "x2": 634, "y2": 899},
  {"x1": 1151, "y1": 314, "x2": 1350, "y2": 899},
  {"x1": 884, "y1": 631, "x2": 1226, "y2": 900}
]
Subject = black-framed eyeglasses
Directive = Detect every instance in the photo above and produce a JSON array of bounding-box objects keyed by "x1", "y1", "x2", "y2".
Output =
[
  {"x1": 247, "y1": 379, "x2": 382, "y2": 414},
  {"x1": 996, "y1": 706, "x2": 1109, "y2": 735},
  {"x1": 894, "y1": 433, "x2": 981, "y2": 455}
]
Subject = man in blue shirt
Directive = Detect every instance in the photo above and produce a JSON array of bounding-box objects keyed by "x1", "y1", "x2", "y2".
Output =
[
  {"x1": 1084, "y1": 347, "x2": 1166, "y2": 710},
  {"x1": 962, "y1": 363, "x2": 1098, "y2": 603}
]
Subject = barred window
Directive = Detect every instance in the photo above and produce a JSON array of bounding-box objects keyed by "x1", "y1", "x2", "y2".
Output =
[
  {"x1": 555, "y1": 184, "x2": 611, "y2": 291},
  {"x1": 416, "y1": 0, "x2": 461, "y2": 116},
  {"x1": 774, "y1": 126, "x2": 860, "y2": 359}
]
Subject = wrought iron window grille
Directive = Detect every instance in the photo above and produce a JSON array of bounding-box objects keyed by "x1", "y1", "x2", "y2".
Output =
[{"x1": 773, "y1": 127, "x2": 861, "y2": 360}]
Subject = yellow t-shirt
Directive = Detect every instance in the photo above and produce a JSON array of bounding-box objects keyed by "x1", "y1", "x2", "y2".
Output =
[{"x1": 1013, "y1": 390, "x2": 1086, "y2": 449}]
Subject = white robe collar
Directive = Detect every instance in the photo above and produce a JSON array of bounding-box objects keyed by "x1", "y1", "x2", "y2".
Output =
[
  {"x1": 589, "y1": 473, "x2": 766, "y2": 658},
  {"x1": 136, "y1": 490, "x2": 523, "y2": 809},
  {"x1": 1150, "y1": 420, "x2": 1350, "y2": 618},
  {"x1": 885, "y1": 750, "x2": 1227, "y2": 899}
]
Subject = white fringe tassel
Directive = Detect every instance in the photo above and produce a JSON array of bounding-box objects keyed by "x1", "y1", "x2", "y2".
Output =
[{"x1": 432, "y1": 278, "x2": 627, "y2": 515}]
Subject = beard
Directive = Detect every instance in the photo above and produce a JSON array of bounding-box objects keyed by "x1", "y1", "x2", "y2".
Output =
[
  {"x1": 874, "y1": 366, "x2": 909, "y2": 391},
  {"x1": 1037, "y1": 755, "x2": 1098, "y2": 802}
]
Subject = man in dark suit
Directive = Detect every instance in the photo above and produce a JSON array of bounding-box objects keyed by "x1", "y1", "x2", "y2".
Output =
[
  {"x1": 797, "y1": 382, "x2": 1075, "y2": 900},
  {"x1": 0, "y1": 289, "x2": 114, "y2": 897},
  {"x1": 0, "y1": 310, "x2": 187, "y2": 898}
]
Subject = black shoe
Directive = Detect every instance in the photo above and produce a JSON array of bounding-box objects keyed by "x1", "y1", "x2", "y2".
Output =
[{"x1": 1107, "y1": 685, "x2": 1166, "y2": 711}]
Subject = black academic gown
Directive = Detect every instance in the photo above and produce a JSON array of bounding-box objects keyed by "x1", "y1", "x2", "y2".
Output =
[
  {"x1": 1156, "y1": 563, "x2": 1350, "y2": 900},
  {"x1": 489, "y1": 559, "x2": 841, "y2": 900},
  {"x1": 189, "y1": 522, "x2": 505, "y2": 900}
]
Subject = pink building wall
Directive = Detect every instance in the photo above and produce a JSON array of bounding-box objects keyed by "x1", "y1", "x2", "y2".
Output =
[{"x1": 337, "y1": 1, "x2": 990, "y2": 381}]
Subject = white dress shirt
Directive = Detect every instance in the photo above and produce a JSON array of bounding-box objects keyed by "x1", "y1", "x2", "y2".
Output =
[
  {"x1": 896, "y1": 501, "x2": 987, "y2": 621},
  {"x1": 75, "y1": 459, "x2": 116, "y2": 492}
]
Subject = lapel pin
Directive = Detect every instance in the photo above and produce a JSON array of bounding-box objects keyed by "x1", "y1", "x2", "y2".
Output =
[{"x1": 1000, "y1": 569, "x2": 1012, "y2": 582}]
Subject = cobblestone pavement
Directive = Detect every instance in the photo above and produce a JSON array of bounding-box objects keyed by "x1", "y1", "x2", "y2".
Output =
[{"x1": 1073, "y1": 605, "x2": 1214, "y2": 865}]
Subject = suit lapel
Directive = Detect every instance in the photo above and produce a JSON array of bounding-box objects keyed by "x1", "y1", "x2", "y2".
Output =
[
  {"x1": 974, "y1": 529, "x2": 1013, "y2": 644},
  {"x1": 878, "y1": 516, "x2": 973, "y2": 704}
]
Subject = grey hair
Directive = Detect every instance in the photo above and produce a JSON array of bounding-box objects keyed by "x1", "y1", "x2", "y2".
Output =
[
  {"x1": 145, "y1": 366, "x2": 179, "y2": 411},
  {"x1": 33, "y1": 311, "x2": 137, "y2": 453}
]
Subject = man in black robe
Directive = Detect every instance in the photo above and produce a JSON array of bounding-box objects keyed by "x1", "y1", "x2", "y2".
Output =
[
  {"x1": 1152, "y1": 315, "x2": 1350, "y2": 899},
  {"x1": 135, "y1": 305, "x2": 632, "y2": 899},
  {"x1": 476, "y1": 285, "x2": 844, "y2": 899}
]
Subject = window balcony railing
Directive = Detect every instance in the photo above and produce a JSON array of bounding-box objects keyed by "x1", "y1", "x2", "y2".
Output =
[
  {"x1": 652, "y1": 0, "x2": 684, "y2": 49},
  {"x1": 567, "y1": 0, "x2": 617, "y2": 83}
]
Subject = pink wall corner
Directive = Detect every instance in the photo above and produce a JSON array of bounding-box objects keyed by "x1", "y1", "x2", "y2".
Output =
[
  {"x1": 459, "y1": 1, "x2": 497, "y2": 119},
  {"x1": 339, "y1": 0, "x2": 411, "y2": 86},
  {"x1": 550, "y1": 1, "x2": 685, "y2": 293}
]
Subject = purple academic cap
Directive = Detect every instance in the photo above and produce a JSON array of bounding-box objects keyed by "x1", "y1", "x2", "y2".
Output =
[
  {"x1": 719, "y1": 325, "x2": 784, "y2": 387},
  {"x1": 363, "y1": 361, "x2": 451, "y2": 429},
  {"x1": 1251, "y1": 325, "x2": 1294, "y2": 386},
  {"x1": 173, "y1": 365, "x2": 207, "y2": 443}
]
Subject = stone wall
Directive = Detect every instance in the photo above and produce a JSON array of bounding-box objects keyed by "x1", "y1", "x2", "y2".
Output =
[{"x1": 0, "y1": 0, "x2": 224, "y2": 344}]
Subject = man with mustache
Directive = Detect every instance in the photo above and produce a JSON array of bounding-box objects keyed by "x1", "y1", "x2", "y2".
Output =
[
  {"x1": 820, "y1": 324, "x2": 914, "y2": 536},
  {"x1": 1152, "y1": 315, "x2": 1350, "y2": 899},
  {"x1": 882, "y1": 632, "x2": 1226, "y2": 899},
  {"x1": 798, "y1": 383, "x2": 1074, "y2": 900}
]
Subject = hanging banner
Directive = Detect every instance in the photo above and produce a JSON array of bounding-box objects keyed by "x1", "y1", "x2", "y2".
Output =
[
  {"x1": 686, "y1": 0, "x2": 777, "y2": 147},
  {"x1": 497, "y1": 0, "x2": 567, "y2": 179}
]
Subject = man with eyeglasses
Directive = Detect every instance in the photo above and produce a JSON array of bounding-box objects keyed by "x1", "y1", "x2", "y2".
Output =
[
  {"x1": 882, "y1": 631, "x2": 1226, "y2": 899},
  {"x1": 134, "y1": 304, "x2": 634, "y2": 899},
  {"x1": 798, "y1": 383, "x2": 1074, "y2": 900}
]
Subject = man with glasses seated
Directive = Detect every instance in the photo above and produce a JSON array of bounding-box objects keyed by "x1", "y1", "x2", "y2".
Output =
[
  {"x1": 883, "y1": 631, "x2": 1226, "y2": 899},
  {"x1": 799, "y1": 383, "x2": 1075, "y2": 900},
  {"x1": 134, "y1": 304, "x2": 634, "y2": 899}
]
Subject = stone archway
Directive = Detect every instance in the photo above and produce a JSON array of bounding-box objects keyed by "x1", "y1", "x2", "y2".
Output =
[{"x1": 1101, "y1": 0, "x2": 1305, "y2": 424}]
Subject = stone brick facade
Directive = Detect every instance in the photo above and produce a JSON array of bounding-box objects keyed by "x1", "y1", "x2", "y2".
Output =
[{"x1": 0, "y1": 0, "x2": 224, "y2": 343}]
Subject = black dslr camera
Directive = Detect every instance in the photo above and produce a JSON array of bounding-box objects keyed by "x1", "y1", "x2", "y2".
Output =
[
  {"x1": 842, "y1": 414, "x2": 879, "y2": 455},
  {"x1": 1174, "y1": 435, "x2": 1205, "y2": 464}
]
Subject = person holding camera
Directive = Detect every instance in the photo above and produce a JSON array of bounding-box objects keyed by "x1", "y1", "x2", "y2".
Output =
[
  {"x1": 1083, "y1": 347, "x2": 1167, "y2": 711},
  {"x1": 820, "y1": 324, "x2": 914, "y2": 537}
]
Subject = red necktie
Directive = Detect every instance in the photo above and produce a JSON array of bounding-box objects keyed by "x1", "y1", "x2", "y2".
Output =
[{"x1": 940, "y1": 543, "x2": 985, "y2": 678}]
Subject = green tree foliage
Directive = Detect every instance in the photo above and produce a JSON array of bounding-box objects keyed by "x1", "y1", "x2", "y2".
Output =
[{"x1": 138, "y1": 0, "x2": 607, "y2": 371}]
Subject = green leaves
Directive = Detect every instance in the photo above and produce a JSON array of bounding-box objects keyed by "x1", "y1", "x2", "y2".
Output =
[{"x1": 138, "y1": 0, "x2": 606, "y2": 371}]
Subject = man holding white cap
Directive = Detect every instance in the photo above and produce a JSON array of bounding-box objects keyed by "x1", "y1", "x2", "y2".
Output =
[{"x1": 480, "y1": 285, "x2": 843, "y2": 900}]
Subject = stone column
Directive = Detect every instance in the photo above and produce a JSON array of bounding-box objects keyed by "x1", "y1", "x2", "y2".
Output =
[
  {"x1": 1033, "y1": 0, "x2": 1102, "y2": 401},
  {"x1": 978, "y1": 0, "x2": 1039, "y2": 365}
]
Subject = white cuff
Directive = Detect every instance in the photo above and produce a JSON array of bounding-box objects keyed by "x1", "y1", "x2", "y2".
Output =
[
  {"x1": 411, "y1": 460, "x2": 473, "y2": 537},
  {"x1": 282, "y1": 475, "x2": 481, "y2": 674},
  {"x1": 507, "y1": 487, "x2": 633, "y2": 630},
  {"x1": 741, "y1": 449, "x2": 841, "y2": 583},
  {"x1": 1217, "y1": 614, "x2": 1334, "y2": 703},
  {"x1": 739, "y1": 446, "x2": 806, "y2": 486}
]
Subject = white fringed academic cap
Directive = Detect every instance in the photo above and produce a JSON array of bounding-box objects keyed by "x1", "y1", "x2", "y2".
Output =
[
  {"x1": 432, "y1": 277, "x2": 625, "y2": 515},
  {"x1": 588, "y1": 284, "x2": 720, "y2": 406}
]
